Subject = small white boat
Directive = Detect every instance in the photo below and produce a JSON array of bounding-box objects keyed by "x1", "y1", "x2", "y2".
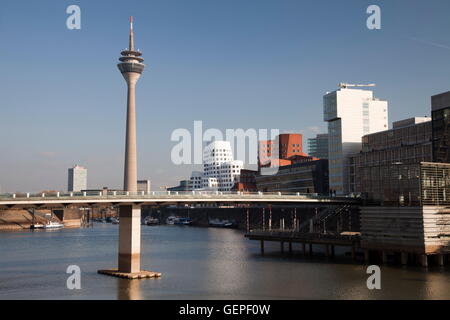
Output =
[
  {"x1": 143, "y1": 217, "x2": 159, "y2": 225},
  {"x1": 43, "y1": 221, "x2": 64, "y2": 229},
  {"x1": 209, "y1": 219, "x2": 236, "y2": 228},
  {"x1": 111, "y1": 217, "x2": 120, "y2": 224},
  {"x1": 30, "y1": 224, "x2": 44, "y2": 229},
  {"x1": 166, "y1": 216, "x2": 192, "y2": 225},
  {"x1": 166, "y1": 216, "x2": 177, "y2": 225},
  {"x1": 174, "y1": 217, "x2": 192, "y2": 226}
]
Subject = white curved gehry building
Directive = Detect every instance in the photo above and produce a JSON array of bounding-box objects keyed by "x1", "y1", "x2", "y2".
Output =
[{"x1": 189, "y1": 141, "x2": 243, "y2": 191}]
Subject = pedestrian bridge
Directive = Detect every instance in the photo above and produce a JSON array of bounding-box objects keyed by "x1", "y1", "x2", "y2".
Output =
[
  {"x1": 0, "y1": 191, "x2": 360, "y2": 208},
  {"x1": 0, "y1": 190, "x2": 360, "y2": 278}
]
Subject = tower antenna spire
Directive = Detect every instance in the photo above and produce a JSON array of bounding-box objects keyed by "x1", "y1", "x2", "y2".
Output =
[{"x1": 129, "y1": 16, "x2": 134, "y2": 51}]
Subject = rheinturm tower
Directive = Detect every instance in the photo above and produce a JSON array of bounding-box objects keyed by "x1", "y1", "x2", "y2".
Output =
[
  {"x1": 118, "y1": 16, "x2": 145, "y2": 192},
  {"x1": 99, "y1": 17, "x2": 160, "y2": 278}
]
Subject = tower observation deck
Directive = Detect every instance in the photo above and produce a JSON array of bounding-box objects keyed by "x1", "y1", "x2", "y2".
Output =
[{"x1": 118, "y1": 16, "x2": 145, "y2": 74}]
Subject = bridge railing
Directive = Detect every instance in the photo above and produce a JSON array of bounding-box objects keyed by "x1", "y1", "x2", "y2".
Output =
[{"x1": 0, "y1": 190, "x2": 360, "y2": 202}]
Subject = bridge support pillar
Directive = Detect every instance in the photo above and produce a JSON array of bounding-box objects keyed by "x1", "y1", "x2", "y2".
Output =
[
  {"x1": 98, "y1": 204, "x2": 161, "y2": 279},
  {"x1": 401, "y1": 252, "x2": 408, "y2": 265},
  {"x1": 302, "y1": 243, "x2": 306, "y2": 255},
  {"x1": 280, "y1": 241, "x2": 284, "y2": 253},
  {"x1": 309, "y1": 244, "x2": 313, "y2": 256},
  {"x1": 419, "y1": 254, "x2": 428, "y2": 268},
  {"x1": 382, "y1": 251, "x2": 388, "y2": 264},
  {"x1": 288, "y1": 242, "x2": 292, "y2": 255},
  {"x1": 364, "y1": 250, "x2": 370, "y2": 264},
  {"x1": 437, "y1": 254, "x2": 444, "y2": 266},
  {"x1": 260, "y1": 240, "x2": 265, "y2": 255},
  {"x1": 118, "y1": 205, "x2": 141, "y2": 273}
]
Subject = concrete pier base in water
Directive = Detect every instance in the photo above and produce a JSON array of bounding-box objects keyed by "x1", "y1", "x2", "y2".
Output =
[{"x1": 98, "y1": 269, "x2": 161, "y2": 279}]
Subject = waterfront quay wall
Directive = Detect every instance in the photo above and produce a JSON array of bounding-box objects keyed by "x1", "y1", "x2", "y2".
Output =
[
  {"x1": 360, "y1": 206, "x2": 450, "y2": 266},
  {"x1": 0, "y1": 209, "x2": 50, "y2": 230},
  {"x1": 0, "y1": 208, "x2": 84, "y2": 230}
]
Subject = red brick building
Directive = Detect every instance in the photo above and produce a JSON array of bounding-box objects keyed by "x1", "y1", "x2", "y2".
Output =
[
  {"x1": 231, "y1": 169, "x2": 258, "y2": 192},
  {"x1": 258, "y1": 133, "x2": 309, "y2": 168}
]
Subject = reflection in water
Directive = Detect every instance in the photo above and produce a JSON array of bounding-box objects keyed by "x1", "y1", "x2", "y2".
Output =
[
  {"x1": 117, "y1": 279, "x2": 142, "y2": 300},
  {"x1": 203, "y1": 228, "x2": 250, "y2": 295},
  {"x1": 0, "y1": 224, "x2": 448, "y2": 299}
]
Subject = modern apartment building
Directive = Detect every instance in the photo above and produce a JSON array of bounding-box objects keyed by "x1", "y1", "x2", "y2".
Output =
[
  {"x1": 431, "y1": 90, "x2": 450, "y2": 163},
  {"x1": 67, "y1": 165, "x2": 87, "y2": 192},
  {"x1": 307, "y1": 134, "x2": 329, "y2": 159},
  {"x1": 255, "y1": 159, "x2": 329, "y2": 194},
  {"x1": 324, "y1": 84, "x2": 388, "y2": 195},
  {"x1": 349, "y1": 117, "x2": 433, "y2": 203},
  {"x1": 346, "y1": 90, "x2": 450, "y2": 266}
]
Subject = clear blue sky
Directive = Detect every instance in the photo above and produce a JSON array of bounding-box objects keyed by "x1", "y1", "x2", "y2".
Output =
[{"x1": 1, "y1": 0, "x2": 450, "y2": 192}]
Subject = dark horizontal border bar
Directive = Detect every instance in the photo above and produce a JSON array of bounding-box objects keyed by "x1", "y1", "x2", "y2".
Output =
[{"x1": 1, "y1": 300, "x2": 448, "y2": 319}]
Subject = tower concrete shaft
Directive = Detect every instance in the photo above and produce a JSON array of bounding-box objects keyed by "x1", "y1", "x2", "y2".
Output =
[
  {"x1": 123, "y1": 73, "x2": 140, "y2": 192},
  {"x1": 118, "y1": 16, "x2": 145, "y2": 192}
]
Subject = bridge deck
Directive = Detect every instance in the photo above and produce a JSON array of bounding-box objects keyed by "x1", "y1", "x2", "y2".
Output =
[{"x1": 0, "y1": 191, "x2": 360, "y2": 208}]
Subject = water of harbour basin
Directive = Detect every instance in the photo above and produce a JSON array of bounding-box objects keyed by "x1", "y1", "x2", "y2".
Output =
[{"x1": 0, "y1": 224, "x2": 449, "y2": 300}]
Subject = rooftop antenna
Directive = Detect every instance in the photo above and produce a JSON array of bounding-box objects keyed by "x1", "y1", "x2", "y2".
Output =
[
  {"x1": 338, "y1": 83, "x2": 376, "y2": 89},
  {"x1": 129, "y1": 16, "x2": 134, "y2": 51}
]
